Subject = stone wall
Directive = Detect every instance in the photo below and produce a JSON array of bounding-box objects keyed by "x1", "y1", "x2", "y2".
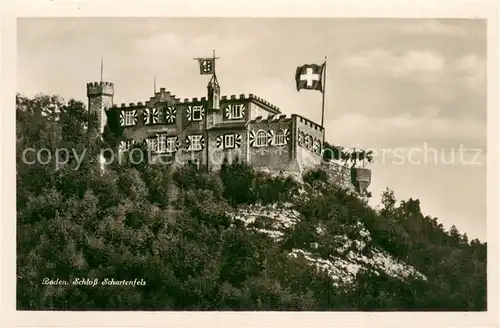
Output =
[
  {"x1": 321, "y1": 161, "x2": 354, "y2": 191},
  {"x1": 291, "y1": 114, "x2": 324, "y2": 172},
  {"x1": 206, "y1": 127, "x2": 248, "y2": 171},
  {"x1": 247, "y1": 115, "x2": 294, "y2": 171},
  {"x1": 86, "y1": 82, "x2": 114, "y2": 134}
]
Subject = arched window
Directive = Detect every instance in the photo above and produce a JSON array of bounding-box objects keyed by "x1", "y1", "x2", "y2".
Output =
[
  {"x1": 256, "y1": 130, "x2": 267, "y2": 147},
  {"x1": 304, "y1": 135, "x2": 313, "y2": 150},
  {"x1": 313, "y1": 139, "x2": 321, "y2": 154},
  {"x1": 274, "y1": 129, "x2": 286, "y2": 146}
]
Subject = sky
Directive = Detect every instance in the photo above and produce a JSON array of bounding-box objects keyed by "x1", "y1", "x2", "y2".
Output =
[{"x1": 17, "y1": 18, "x2": 487, "y2": 240}]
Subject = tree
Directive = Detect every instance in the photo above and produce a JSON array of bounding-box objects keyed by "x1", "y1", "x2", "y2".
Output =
[{"x1": 16, "y1": 93, "x2": 487, "y2": 311}]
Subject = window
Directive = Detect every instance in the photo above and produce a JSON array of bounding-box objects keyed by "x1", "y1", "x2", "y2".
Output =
[
  {"x1": 157, "y1": 134, "x2": 166, "y2": 153},
  {"x1": 256, "y1": 130, "x2": 267, "y2": 147},
  {"x1": 231, "y1": 104, "x2": 243, "y2": 119},
  {"x1": 147, "y1": 107, "x2": 159, "y2": 124},
  {"x1": 192, "y1": 106, "x2": 203, "y2": 121},
  {"x1": 313, "y1": 139, "x2": 321, "y2": 154},
  {"x1": 143, "y1": 108, "x2": 150, "y2": 124},
  {"x1": 125, "y1": 110, "x2": 134, "y2": 126},
  {"x1": 146, "y1": 138, "x2": 156, "y2": 151},
  {"x1": 156, "y1": 106, "x2": 163, "y2": 124},
  {"x1": 274, "y1": 129, "x2": 286, "y2": 146},
  {"x1": 304, "y1": 135, "x2": 312, "y2": 150},
  {"x1": 298, "y1": 131, "x2": 304, "y2": 146},
  {"x1": 122, "y1": 140, "x2": 133, "y2": 151},
  {"x1": 224, "y1": 134, "x2": 235, "y2": 148},
  {"x1": 166, "y1": 137, "x2": 177, "y2": 153},
  {"x1": 191, "y1": 135, "x2": 202, "y2": 151},
  {"x1": 165, "y1": 107, "x2": 176, "y2": 124}
]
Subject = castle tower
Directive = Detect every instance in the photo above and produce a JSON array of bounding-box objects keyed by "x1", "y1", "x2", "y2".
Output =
[
  {"x1": 86, "y1": 81, "x2": 114, "y2": 135},
  {"x1": 207, "y1": 74, "x2": 220, "y2": 111},
  {"x1": 206, "y1": 74, "x2": 220, "y2": 129}
]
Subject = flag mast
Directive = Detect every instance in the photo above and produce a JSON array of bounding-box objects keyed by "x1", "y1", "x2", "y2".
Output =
[
  {"x1": 211, "y1": 49, "x2": 219, "y2": 85},
  {"x1": 213, "y1": 49, "x2": 216, "y2": 78},
  {"x1": 321, "y1": 56, "x2": 327, "y2": 128},
  {"x1": 100, "y1": 57, "x2": 103, "y2": 83}
]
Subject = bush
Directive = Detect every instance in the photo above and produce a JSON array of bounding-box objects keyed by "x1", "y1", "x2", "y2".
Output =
[
  {"x1": 219, "y1": 158, "x2": 256, "y2": 205},
  {"x1": 16, "y1": 93, "x2": 487, "y2": 311},
  {"x1": 303, "y1": 168, "x2": 329, "y2": 186}
]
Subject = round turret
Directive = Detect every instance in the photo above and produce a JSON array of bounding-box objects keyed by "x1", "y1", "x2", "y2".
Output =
[{"x1": 351, "y1": 167, "x2": 372, "y2": 195}]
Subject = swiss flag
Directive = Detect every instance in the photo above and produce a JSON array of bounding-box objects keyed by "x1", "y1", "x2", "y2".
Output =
[{"x1": 295, "y1": 63, "x2": 324, "y2": 92}]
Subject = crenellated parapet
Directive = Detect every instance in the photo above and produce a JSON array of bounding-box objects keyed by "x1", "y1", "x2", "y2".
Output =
[
  {"x1": 293, "y1": 114, "x2": 324, "y2": 132},
  {"x1": 219, "y1": 93, "x2": 281, "y2": 114},
  {"x1": 112, "y1": 102, "x2": 146, "y2": 110},
  {"x1": 87, "y1": 81, "x2": 114, "y2": 97},
  {"x1": 293, "y1": 114, "x2": 324, "y2": 157},
  {"x1": 177, "y1": 97, "x2": 208, "y2": 105},
  {"x1": 248, "y1": 94, "x2": 280, "y2": 113},
  {"x1": 249, "y1": 113, "x2": 291, "y2": 124}
]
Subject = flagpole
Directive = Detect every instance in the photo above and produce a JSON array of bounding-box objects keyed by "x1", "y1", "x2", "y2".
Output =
[
  {"x1": 100, "y1": 57, "x2": 103, "y2": 83},
  {"x1": 321, "y1": 56, "x2": 327, "y2": 128},
  {"x1": 213, "y1": 49, "x2": 217, "y2": 80}
]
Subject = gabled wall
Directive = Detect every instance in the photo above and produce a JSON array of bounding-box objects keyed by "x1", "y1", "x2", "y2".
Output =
[{"x1": 247, "y1": 114, "x2": 294, "y2": 171}]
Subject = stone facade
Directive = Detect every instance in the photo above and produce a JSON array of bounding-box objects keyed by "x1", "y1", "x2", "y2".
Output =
[
  {"x1": 87, "y1": 79, "x2": 326, "y2": 174},
  {"x1": 86, "y1": 82, "x2": 114, "y2": 134}
]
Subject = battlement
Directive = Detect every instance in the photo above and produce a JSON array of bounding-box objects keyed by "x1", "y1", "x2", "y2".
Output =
[
  {"x1": 250, "y1": 114, "x2": 291, "y2": 124},
  {"x1": 118, "y1": 96, "x2": 211, "y2": 109},
  {"x1": 107, "y1": 89, "x2": 279, "y2": 111},
  {"x1": 154, "y1": 88, "x2": 172, "y2": 98},
  {"x1": 86, "y1": 81, "x2": 114, "y2": 96},
  {"x1": 112, "y1": 102, "x2": 146, "y2": 109},
  {"x1": 146, "y1": 88, "x2": 179, "y2": 105},
  {"x1": 249, "y1": 94, "x2": 280, "y2": 113},
  {"x1": 146, "y1": 96, "x2": 208, "y2": 105},
  {"x1": 177, "y1": 97, "x2": 208, "y2": 104},
  {"x1": 293, "y1": 114, "x2": 324, "y2": 132},
  {"x1": 219, "y1": 93, "x2": 280, "y2": 113}
]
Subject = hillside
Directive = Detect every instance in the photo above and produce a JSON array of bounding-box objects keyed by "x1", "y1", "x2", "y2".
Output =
[{"x1": 16, "y1": 94, "x2": 487, "y2": 310}]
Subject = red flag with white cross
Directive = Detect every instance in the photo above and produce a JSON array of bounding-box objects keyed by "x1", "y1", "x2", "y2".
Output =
[{"x1": 295, "y1": 63, "x2": 325, "y2": 92}]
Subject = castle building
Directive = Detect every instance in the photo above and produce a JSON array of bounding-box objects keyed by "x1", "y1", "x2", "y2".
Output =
[{"x1": 86, "y1": 75, "x2": 326, "y2": 173}]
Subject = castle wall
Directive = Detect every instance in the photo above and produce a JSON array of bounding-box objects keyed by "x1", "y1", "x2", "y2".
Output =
[
  {"x1": 206, "y1": 127, "x2": 248, "y2": 171},
  {"x1": 117, "y1": 90, "x2": 209, "y2": 167},
  {"x1": 247, "y1": 115, "x2": 295, "y2": 171},
  {"x1": 220, "y1": 95, "x2": 251, "y2": 123},
  {"x1": 206, "y1": 110, "x2": 221, "y2": 130},
  {"x1": 321, "y1": 161, "x2": 355, "y2": 191},
  {"x1": 248, "y1": 103, "x2": 262, "y2": 120},
  {"x1": 248, "y1": 102, "x2": 278, "y2": 120},
  {"x1": 291, "y1": 114, "x2": 324, "y2": 172},
  {"x1": 96, "y1": 81, "x2": 326, "y2": 175},
  {"x1": 88, "y1": 80, "x2": 365, "y2": 193}
]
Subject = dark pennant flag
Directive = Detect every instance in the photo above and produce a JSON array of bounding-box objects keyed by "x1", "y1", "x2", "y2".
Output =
[{"x1": 198, "y1": 58, "x2": 215, "y2": 75}]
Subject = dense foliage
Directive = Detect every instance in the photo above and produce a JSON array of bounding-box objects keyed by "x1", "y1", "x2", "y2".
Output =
[{"x1": 16, "y1": 94, "x2": 487, "y2": 310}]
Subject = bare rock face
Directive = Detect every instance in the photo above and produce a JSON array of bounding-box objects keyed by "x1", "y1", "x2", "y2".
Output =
[{"x1": 230, "y1": 185, "x2": 426, "y2": 287}]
